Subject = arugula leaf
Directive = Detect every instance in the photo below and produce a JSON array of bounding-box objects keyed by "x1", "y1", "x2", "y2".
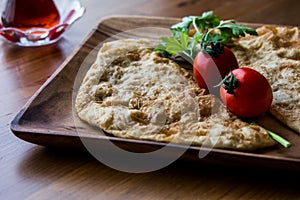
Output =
[
  {"x1": 154, "y1": 32, "x2": 196, "y2": 64},
  {"x1": 154, "y1": 43, "x2": 172, "y2": 58},
  {"x1": 160, "y1": 32, "x2": 190, "y2": 55}
]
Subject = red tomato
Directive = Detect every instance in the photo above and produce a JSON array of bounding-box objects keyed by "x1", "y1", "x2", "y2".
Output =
[
  {"x1": 193, "y1": 46, "x2": 239, "y2": 93},
  {"x1": 219, "y1": 68, "x2": 273, "y2": 118}
]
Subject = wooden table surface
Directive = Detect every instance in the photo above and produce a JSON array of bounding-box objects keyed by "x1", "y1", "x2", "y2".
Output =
[{"x1": 1, "y1": 0, "x2": 300, "y2": 199}]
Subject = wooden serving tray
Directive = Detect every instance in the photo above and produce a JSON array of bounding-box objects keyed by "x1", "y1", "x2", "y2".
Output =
[{"x1": 10, "y1": 16, "x2": 300, "y2": 171}]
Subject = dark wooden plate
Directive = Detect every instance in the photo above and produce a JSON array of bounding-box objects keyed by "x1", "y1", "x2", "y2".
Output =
[{"x1": 10, "y1": 16, "x2": 300, "y2": 172}]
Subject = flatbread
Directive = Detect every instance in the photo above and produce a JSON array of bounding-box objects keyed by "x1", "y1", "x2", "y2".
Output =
[
  {"x1": 75, "y1": 39, "x2": 276, "y2": 151},
  {"x1": 230, "y1": 25, "x2": 300, "y2": 133}
]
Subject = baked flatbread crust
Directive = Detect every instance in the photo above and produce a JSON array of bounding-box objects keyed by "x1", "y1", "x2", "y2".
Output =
[
  {"x1": 230, "y1": 25, "x2": 300, "y2": 133},
  {"x1": 75, "y1": 39, "x2": 276, "y2": 151}
]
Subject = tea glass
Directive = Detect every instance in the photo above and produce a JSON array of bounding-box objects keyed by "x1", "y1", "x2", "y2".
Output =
[{"x1": 0, "y1": 0, "x2": 85, "y2": 47}]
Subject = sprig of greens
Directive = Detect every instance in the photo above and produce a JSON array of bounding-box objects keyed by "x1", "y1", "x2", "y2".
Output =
[
  {"x1": 155, "y1": 11, "x2": 258, "y2": 62},
  {"x1": 251, "y1": 121, "x2": 291, "y2": 148},
  {"x1": 155, "y1": 31, "x2": 198, "y2": 64},
  {"x1": 170, "y1": 11, "x2": 220, "y2": 35}
]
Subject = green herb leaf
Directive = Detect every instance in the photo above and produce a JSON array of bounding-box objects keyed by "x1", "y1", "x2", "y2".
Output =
[
  {"x1": 155, "y1": 11, "x2": 258, "y2": 61},
  {"x1": 159, "y1": 32, "x2": 190, "y2": 55},
  {"x1": 201, "y1": 20, "x2": 258, "y2": 46},
  {"x1": 193, "y1": 11, "x2": 220, "y2": 31},
  {"x1": 171, "y1": 16, "x2": 194, "y2": 34},
  {"x1": 170, "y1": 11, "x2": 220, "y2": 34},
  {"x1": 154, "y1": 43, "x2": 172, "y2": 57},
  {"x1": 219, "y1": 23, "x2": 258, "y2": 39}
]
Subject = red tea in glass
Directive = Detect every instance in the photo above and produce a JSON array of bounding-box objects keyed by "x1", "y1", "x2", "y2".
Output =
[{"x1": 1, "y1": 0, "x2": 60, "y2": 30}]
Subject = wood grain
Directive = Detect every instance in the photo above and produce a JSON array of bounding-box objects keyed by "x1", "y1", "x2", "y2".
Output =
[
  {"x1": 1, "y1": 0, "x2": 300, "y2": 199},
  {"x1": 10, "y1": 16, "x2": 300, "y2": 173}
]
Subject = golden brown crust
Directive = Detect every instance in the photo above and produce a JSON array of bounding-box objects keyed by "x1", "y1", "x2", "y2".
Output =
[
  {"x1": 75, "y1": 39, "x2": 276, "y2": 151},
  {"x1": 230, "y1": 25, "x2": 300, "y2": 133}
]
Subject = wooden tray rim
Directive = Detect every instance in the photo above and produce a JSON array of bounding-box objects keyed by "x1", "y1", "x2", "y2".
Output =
[{"x1": 9, "y1": 15, "x2": 300, "y2": 170}]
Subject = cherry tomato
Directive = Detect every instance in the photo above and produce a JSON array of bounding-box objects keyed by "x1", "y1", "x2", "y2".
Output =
[
  {"x1": 219, "y1": 68, "x2": 273, "y2": 118},
  {"x1": 193, "y1": 46, "x2": 239, "y2": 93}
]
